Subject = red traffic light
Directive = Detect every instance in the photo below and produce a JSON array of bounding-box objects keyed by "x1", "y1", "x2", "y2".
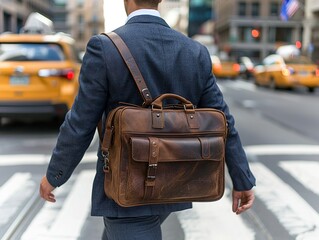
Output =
[
  {"x1": 295, "y1": 41, "x2": 302, "y2": 49},
  {"x1": 251, "y1": 29, "x2": 260, "y2": 38}
]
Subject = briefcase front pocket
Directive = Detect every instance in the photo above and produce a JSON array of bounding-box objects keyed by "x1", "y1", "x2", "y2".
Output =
[{"x1": 125, "y1": 136, "x2": 225, "y2": 205}]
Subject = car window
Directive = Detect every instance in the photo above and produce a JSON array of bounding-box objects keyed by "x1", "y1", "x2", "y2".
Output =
[{"x1": 0, "y1": 43, "x2": 65, "y2": 61}]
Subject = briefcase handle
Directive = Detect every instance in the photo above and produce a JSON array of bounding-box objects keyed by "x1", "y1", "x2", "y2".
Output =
[{"x1": 152, "y1": 93, "x2": 194, "y2": 110}]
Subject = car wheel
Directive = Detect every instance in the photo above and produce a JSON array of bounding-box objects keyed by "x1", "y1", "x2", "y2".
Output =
[
  {"x1": 269, "y1": 77, "x2": 277, "y2": 89},
  {"x1": 308, "y1": 87, "x2": 315, "y2": 93},
  {"x1": 245, "y1": 72, "x2": 251, "y2": 80}
]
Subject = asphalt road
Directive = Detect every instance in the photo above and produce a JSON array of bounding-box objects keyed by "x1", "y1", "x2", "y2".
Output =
[{"x1": 0, "y1": 79, "x2": 319, "y2": 240}]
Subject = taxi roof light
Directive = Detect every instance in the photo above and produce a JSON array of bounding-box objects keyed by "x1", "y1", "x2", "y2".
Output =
[{"x1": 21, "y1": 12, "x2": 55, "y2": 35}]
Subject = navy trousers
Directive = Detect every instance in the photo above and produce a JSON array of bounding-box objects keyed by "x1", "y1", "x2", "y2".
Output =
[{"x1": 102, "y1": 214, "x2": 169, "y2": 240}]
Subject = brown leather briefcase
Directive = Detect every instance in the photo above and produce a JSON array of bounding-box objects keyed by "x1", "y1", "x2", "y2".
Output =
[{"x1": 99, "y1": 32, "x2": 227, "y2": 207}]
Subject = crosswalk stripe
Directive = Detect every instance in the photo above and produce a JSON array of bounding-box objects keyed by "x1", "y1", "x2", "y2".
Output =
[
  {"x1": 280, "y1": 161, "x2": 319, "y2": 196},
  {"x1": 250, "y1": 162, "x2": 319, "y2": 239},
  {"x1": 49, "y1": 170, "x2": 94, "y2": 237},
  {"x1": 0, "y1": 152, "x2": 97, "y2": 166},
  {"x1": 21, "y1": 170, "x2": 95, "y2": 240},
  {"x1": 227, "y1": 80, "x2": 256, "y2": 92},
  {"x1": 0, "y1": 173, "x2": 36, "y2": 226},
  {"x1": 2, "y1": 161, "x2": 318, "y2": 239},
  {"x1": 0, "y1": 131, "x2": 99, "y2": 167},
  {"x1": 176, "y1": 188, "x2": 255, "y2": 240},
  {"x1": 0, "y1": 173, "x2": 32, "y2": 206},
  {"x1": 244, "y1": 145, "x2": 319, "y2": 155}
]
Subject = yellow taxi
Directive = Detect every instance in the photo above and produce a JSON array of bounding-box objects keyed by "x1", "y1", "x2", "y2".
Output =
[
  {"x1": 210, "y1": 55, "x2": 240, "y2": 79},
  {"x1": 0, "y1": 33, "x2": 81, "y2": 121},
  {"x1": 254, "y1": 54, "x2": 319, "y2": 92}
]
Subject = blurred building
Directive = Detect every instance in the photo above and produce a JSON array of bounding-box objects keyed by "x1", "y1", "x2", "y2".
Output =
[
  {"x1": 0, "y1": 0, "x2": 104, "y2": 52},
  {"x1": 159, "y1": 0, "x2": 189, "y2": 35},
  {"x1": 214, "y1": 0, "x2": 305, "y2": 61},
  {"x1": 188, "y1": 0, "x2": 214, "y2": 37},
  {"x1": 67, "y1": 0, "x2": 105, "y2": 51},
  {"x1": 52, "y1": 0, "x2": 68, "y2": 34},
  {"x1": 303, "y1": 0, "x2": 319, "y2": 62},
  {"x1": 0, "y1": 0, "x2": 53, "y2": 33},
  {"x1": 160, "y1": 0, "x2": 215, "y2": 37}
]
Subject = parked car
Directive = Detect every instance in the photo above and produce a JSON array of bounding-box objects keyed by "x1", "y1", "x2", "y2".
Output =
[
  {"x1": 238, "y1": 56, "x2": 255, "y2": 79},
  {"x1": 0, "y1": 32, "x2": 81, "y2": 122},
  {"x1": 253, "y1": 54, "x2": 319, "y2": 92},
  {"x1": 210, "y1": 55, "x2": 240, "y2": 79}
]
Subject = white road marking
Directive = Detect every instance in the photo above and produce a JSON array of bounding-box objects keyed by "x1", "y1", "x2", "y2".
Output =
[
  {"x1": 0, "y1": 173, "x2": 31, "y2": 206},
  {"x1": 226, "y1": 80, "x2": 256, "y2": 92},
  {"x1": 0, "y1": 130, "x2": 99, "y2": 166},
  {"x1": 242, "y1": 99, "x2": 257, "y2": 109},
  {"x1": 21, "y1": 170, "x2": 95, "y2": 240},
  {"x1": 250, "y1": 162, "x2": 319, "y2": 238},
  {"x1": 244, "y1": 145, "x2": 319, "y2": 156},
  {"x1": 0, "y1": 152, "x2": 97, "y2": 166},
  {"x1": 0, "y1": 173, "x2": 35, "y2": 226},
  {"x1": 280, "y1": 161, "x2": 319, "y2": 196},
  {"x1": 176, "y1": 188, "x2": 255, "y2": 240},
  {"x1": 1, "y1": 144, "x2": 319, "y2": 239}
]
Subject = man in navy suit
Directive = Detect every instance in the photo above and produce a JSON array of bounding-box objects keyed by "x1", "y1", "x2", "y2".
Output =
[{"x1": 40, "y1": 0, "x2": 255, "y2": 239}]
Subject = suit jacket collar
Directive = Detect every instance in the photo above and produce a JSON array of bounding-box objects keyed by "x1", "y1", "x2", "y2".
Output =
[{"x1": 125, "y1": 15, "x2": 170, "y2": 28}]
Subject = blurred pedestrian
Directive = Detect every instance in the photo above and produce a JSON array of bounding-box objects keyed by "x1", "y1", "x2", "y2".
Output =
[{"x1": 40, "y1": 0, "x2": 256, "y2": 239}]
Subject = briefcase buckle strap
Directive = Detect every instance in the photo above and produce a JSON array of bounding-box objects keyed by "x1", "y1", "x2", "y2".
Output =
[
  {"x1": 141, "y1": 88, "x2": 152, "y2": 107},
  {"x1": 144, "y1": 138, "x2": 159, "y2": 199},
  {"x1": 146, "y1": 164, "x2": 158, "y2": 180}
]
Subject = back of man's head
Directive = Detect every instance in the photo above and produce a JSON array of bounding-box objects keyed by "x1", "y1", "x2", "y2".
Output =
[{"x1": 134, "y1": 0, "x2": 161, "y2": 8}]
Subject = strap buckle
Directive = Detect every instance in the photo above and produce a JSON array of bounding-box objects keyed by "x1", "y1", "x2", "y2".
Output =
[
  {"x1": 146, "y1": 163, "x2": 158, "y2": 180},
  {"x1": 102, "y1": 151, "x2": 110, "y2": 173}
]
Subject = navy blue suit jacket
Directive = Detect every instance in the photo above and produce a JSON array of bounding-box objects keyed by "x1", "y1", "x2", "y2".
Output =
[{"x1": 46, "y1": 15, "x2": 256, "y2": 217}]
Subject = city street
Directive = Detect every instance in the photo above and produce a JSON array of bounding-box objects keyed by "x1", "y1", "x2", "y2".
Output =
[{"x1": 0, "y1": 79, "x2": 319, "y2": 240}]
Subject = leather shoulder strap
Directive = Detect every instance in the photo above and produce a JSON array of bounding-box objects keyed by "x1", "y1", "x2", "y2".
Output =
[{"x1": 101, "y1": 32, "x2": 153, "y2": 106}]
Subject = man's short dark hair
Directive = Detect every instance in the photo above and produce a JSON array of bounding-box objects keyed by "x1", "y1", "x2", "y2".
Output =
[{"x1": 134, "y1": 0, "x2": 161, "y2": 7}]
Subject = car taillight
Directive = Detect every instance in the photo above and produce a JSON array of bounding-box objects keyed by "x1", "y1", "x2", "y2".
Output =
[
  {"x1": 62, "y1": 69, "x2": 75, "y2": 80},
  {"x1": 38, "y1": 69, "x2": 75, "y2": 81},
  {"x1": 233, "y1": 63, "x2": 240, "y2": 72},
  {"x1": 315, "y1": 69, "x2": 319, "y2": 77}
]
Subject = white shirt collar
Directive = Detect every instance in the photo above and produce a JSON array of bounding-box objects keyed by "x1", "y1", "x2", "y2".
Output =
[{"x1": 126, "y1": 9, "x2": 161, "y2": 22}]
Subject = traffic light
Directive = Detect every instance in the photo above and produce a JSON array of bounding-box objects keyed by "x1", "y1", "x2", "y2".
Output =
[
  {"x1": 251, "y1": 28, "x2": 260, "y2": 39},
  {"x1": 295, "y1": 40, "x2": 302, "y2": 49}
]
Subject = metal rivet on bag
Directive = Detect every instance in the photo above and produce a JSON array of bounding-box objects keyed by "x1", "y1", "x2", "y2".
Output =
[
  {"x1": 190, "y1": 115, "x2": 194, "y2": 119},
  {"x1": 152, "y1": 142, "x2": 156, "y2": 145},
  {"x1": 157, "y1": 113, "x2": 160, "y2": 117}
]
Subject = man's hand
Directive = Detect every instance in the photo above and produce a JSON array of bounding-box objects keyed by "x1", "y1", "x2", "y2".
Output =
[
  {"x1": 232, "y1": 189, "x2": 255, "y2": 215},
  {"x1": 40, "y1": 176, "x2": 56, "y2": 203}
]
